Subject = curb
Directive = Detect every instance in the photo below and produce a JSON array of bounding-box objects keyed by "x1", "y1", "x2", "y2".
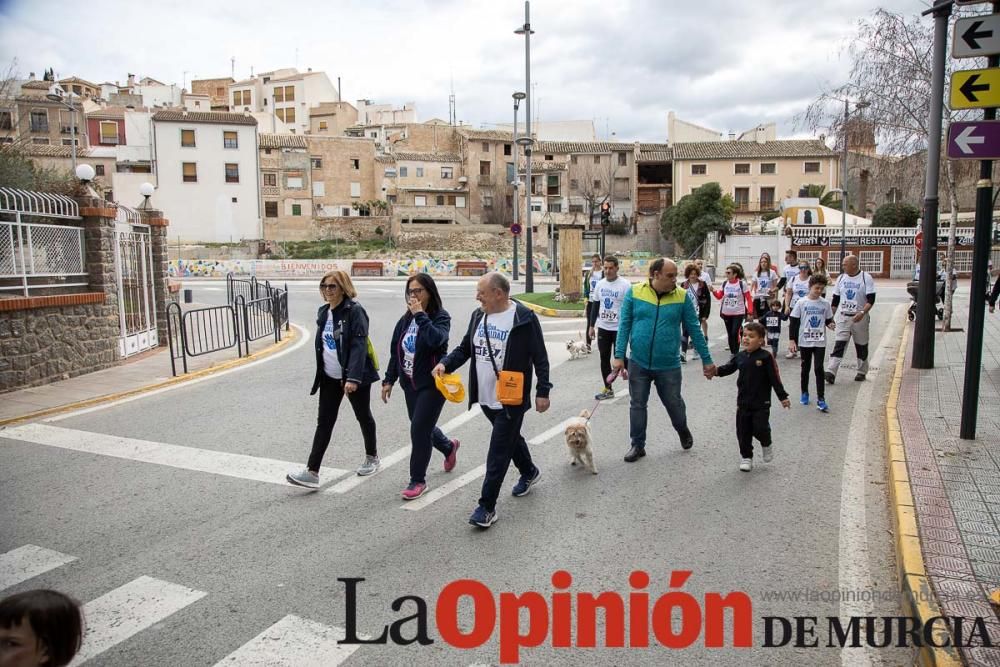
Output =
[
  {"x1": 0, "y1": 324, "x2": 303, "y2": 428},
  {"x1": 885, "y1": 325, "x2": 962, "y2": 667},
  {"x1": 513, "y1": 297, "x2": 586, "y2": 318}
]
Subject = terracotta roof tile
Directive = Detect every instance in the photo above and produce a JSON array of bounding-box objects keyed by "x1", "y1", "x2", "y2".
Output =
[
  {"x1": 458, "y1": 128, "x2": 514, "y2": 141},
  {"x1": 259, "y1": 133, "x2": 308, "y2": 149},
  {"x1": 672, "y1": 139, "x2": 836, "y2": 160},
  {"x1": 17, "y1": 144, "x2": 94, "y2": 158},
  {"x1": 21, "y1": 81, "x2": 51, "y2": 90},
  {"x1": 637, "y1": 143, "x2": 672, "y2": 162},
  {"x1": 535, "y1": 141, "x2": 634, "y2": 154},
  {"x1": 152, "y1": 110, "x2": 257, "y2": 125},
  {"x1": 394, "y1": 151, "x2": 462, "y2": 162}
]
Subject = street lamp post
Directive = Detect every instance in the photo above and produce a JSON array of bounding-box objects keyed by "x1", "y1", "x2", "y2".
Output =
[
  {"x1": 515, "y1": 1, "x2": 535, "y2": 293},
  {"x1": 839, "y1": 98, "x2": 869, "y2": 272},
  {"x1": 512, "y1": 92, "x2": 526, "y2": 281},
  {"x1": 46, "y1": 85, "x2": 78, "y2": 172}
]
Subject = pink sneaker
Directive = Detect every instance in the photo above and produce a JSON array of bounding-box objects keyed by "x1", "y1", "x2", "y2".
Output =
[
  {"x1": 401, "y1": 482, "x2": 427, "y2": 500},
  {"x1": 443, "y1": 439, "x2": 460, "y2": 472}
]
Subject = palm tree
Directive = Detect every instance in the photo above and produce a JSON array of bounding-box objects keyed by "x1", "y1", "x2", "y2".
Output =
[{"x1": 805, "y1": 184, "x2": 843, "y2": 210}]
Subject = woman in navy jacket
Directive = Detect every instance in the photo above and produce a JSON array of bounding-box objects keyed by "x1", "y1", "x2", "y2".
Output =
[
  {"x1": 287, "y1": 270, "x2": 381, "y2": 489},
  {"x1": 381, "y1": 273, "x2": 459, "y2": 500}
]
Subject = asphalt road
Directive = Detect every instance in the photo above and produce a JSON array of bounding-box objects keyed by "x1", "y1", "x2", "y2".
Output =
[{"x1": 0, "y1": 279, "x2": 918, "y2": 666}]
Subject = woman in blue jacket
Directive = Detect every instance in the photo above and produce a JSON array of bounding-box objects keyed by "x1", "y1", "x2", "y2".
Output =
[
  {"x1": 287, "y1": 270, "x2": 381, "y2": 489},
  {"x1": 381, "y1": 273, "x2": 459, "y2": 500}
]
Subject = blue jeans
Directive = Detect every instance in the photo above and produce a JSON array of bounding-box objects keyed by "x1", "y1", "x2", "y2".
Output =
[{"x1": 628, "y1": 363, "x2": 689, "y2": 449}]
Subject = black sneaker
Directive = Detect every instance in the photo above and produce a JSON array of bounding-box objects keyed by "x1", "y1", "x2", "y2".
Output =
[
  {"x1": 854, "y1": 373, "x2": 866, "y2": 382},
  {"x1": 824, "y1": 371, "x2": 836, "y2": 385},
  {"x1": 512, "y1": 467, "x2": 541, "y2": 497},
  {"x1": 469, "y1": 505, "x2": 498, "y2": 528},
  {"x1": 624, "y1": 446, "x2": 646, "y2": 462},
  {"x1": 679, "y1": 429, "x2": 694, "y2": 450}
]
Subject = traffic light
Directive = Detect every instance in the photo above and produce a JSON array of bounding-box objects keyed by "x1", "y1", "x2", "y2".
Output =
[{"x1": 600, "y1": 201, "x2": 611, "y2": 226}]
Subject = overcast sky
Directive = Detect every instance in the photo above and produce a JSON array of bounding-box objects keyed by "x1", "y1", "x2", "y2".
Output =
[{"x1": 0, "y1": 0, "x2": 931, "y2": 142}]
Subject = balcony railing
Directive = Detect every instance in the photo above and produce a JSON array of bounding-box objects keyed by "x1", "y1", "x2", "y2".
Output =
[
  {"x1": 30, "y1": 123, "x2": 49, "y2": 133},
  {"x1": 99, "y1": 136, "x2": 120, "y2": 145},
  {"x1": 60, "y1": 126, "x2": 79, "y2": 134}
]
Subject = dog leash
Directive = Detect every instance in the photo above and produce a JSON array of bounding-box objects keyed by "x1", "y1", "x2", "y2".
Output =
[{"x1": 585, "y1": 367, "x2": 629, "y2": 424}]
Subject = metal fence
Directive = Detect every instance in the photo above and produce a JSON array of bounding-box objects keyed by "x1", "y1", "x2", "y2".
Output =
[
  {"x1": 167, "y1": 275, "x2": 289, "y2": 376},
  {"x1": 0, "y1": 188, "x2": 86, "y2": 296}
]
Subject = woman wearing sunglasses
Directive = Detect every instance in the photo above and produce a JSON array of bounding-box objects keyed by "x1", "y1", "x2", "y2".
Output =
[
  {"x1": 287, "y1": 270, "x2": 381, "y2": 489},
  {"x1": 381, "y1": 273, "x2": 460, "y2": 500}
]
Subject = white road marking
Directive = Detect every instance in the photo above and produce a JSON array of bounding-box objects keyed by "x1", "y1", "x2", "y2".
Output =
[
  {"x1": 0, "y1": 545, "x2": 77, "y2": 590},
  {"x1": 528, "y1": 418, "x2": 577, "y2": 445},
  {"x1": 1, "y1": 423, "x2": 349, "y2": 487},
  {"x1": 838, "y1": 304, "x2": 903, "y2": 667},
  {"x1": 45, "y1": 323, "x2": 311, "y2": 423},
  {"x1": 213, "y1": 615, "x2": 360, "y2": 666},
  {"x1": 402, "y1": 464, "x2": 486, "y2": 511},
  {"x1": 325, "y1": 406, "x2": 482, "y2": 495},
  {"x1": 69, "y1": 576, "x2": 207, "y2": 666}
]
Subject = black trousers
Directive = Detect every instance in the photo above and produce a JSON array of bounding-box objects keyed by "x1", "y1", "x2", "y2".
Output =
[
  {"x1": 736, "y1": 407, "x2": 772, "y2": 459},
  {"x1": 584, "y1": 302, "x2": 596, "y2": 347},
  {"x1": 479, "y1": 405, "x2": 535, "y2": 512},
  {"x1": 800, "y1": 347, "x2": 826, "y2": 400},
  {"x1": 752, "y1": 297, "x2": 769, "y2": 320},
  {"x1": 308, "y1": 374, "x2": 377, "y2": 471},
  {"x1": 402, "y1": 383, "x2": 454, "y2": 484},
  {"x1": 721, "y1": 314, "x2": 745, "y2": 355},
  {"x1": 597, "y1": 328, "x2": 621, "y2": 389}
]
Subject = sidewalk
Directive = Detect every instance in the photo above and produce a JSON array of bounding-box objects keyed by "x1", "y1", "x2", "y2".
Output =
[
  {"x1": 0, "y1": 320, "x2": 299, "y2": 426},
  {"x1": 894, "y1": 299, "x2": 1000, "y2": 666}
]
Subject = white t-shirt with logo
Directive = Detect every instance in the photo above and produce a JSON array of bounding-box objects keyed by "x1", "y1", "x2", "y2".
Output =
[
  {"x1": 720, "y1": 279, "x2": 750, "y2": 316},
  {"x1": 474, "y1": 303, "x2": 517, "y2": 410},
  {"x1": 791, "y1": 297, "x2": 834, "y2": 348},
  {"x1": 833, "y1": 271, "x2": 876, "y2": 316},
  {"x1": 788, "y1": 276, "x2": 811, "y2": 311},
  {"x1": 594, "y1": 277, "x2": 631, "y2": 332},
  {"x1": 753, "y1": 269, "x2": 779, "y2": 297},
  {"x1": 322, "y1": 311, "x2": 344, "y2": 379},
  {"x1": 782, "y1": 263, "x2": 800, "y2": 285},
  {"x1": 401, "y1": 319, "x2": 419, "y2": 378},
  {"x1": 588, "y1": 269, "x2": 604, "y2": 302}
]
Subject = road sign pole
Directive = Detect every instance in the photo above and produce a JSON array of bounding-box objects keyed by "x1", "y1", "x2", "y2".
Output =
[
  {"x1": 960, "y1": 5, "x2": 1000, "y2": 439},
  {"x1": 914, "y1": 0, "x2": 952, "y2": 369}
]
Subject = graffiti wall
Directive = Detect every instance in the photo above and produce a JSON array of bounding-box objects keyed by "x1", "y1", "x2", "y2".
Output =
[{"x1": 169, "y1": 254, "x2": 656, "y2": 279}]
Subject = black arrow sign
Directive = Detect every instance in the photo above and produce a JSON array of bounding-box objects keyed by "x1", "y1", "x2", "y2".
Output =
[
  {"x1": 962, "y1": 20, "x2": 994, "y2": 50},
  {"x1": 960, "y1": 74, "x2": 991, "y2": 102}
]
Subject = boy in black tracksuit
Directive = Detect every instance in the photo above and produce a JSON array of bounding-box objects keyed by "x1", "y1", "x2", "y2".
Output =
[
  {"x1": 761, "y1": 299, "x2": 786, "y2": 359},
  {"x1": 713, "y1": 322, "x2": 790, "y2": 472}
]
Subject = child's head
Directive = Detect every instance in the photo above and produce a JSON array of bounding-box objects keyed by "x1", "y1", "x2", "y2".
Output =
[
  {"x1": 0, "y1": 590, "x2": 83, "y2": 667},
  {"x1": 808, "y1": 274, "x2": 828, "y2": 297},
  {"x1": 743, "y1": 321, "x2": 766, "y2": 351},
  {"x1": 768, "y1": 299, "x2": 782, "y2": 312}
]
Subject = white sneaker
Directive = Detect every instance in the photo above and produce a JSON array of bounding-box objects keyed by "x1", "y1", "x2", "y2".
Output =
[
  {"x1": 286, "y1": 469, "x2": 319, "y2": 489},
  {"x1": 739, "y1": 458, "x2": 752, "y2": 472},
  {"x1": 356, "y1": 455, "x2": 380, "y2": 476},
  {"x1": 762, "y1": 446, "x2": 773, "y2": 463},
  {"x1": 785, "y1": 350, "x2": 797, "y2": 359}
]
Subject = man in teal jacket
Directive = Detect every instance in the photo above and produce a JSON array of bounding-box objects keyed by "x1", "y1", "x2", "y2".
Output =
[{"x1": 613, "y1": 258, "x2": 716, "y2": 462}]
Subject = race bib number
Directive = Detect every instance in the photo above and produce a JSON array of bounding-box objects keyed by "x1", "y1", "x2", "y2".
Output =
[
  {"x1": 723, "y1": 296, "x2": 739, "y2": 310},
  {"x1": 600, "y1": 309, "x2": 619, "y2": 323},
  {"x1": 839, "y1": 300, "x2": 858, "y2": 315},
  {"x1": 803, "y1": 328, "x2": 824, "y2": 342}
]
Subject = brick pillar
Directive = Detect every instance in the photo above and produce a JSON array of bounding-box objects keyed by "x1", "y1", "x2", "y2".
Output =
[
  {"x1": 76, "y1": 195, "x2": 123, "y2": 364},
  {"x1": 139, "y1": 208, "x2": 174, "y2": 344}
]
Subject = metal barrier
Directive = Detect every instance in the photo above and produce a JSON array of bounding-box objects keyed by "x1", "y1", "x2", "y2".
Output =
[{"x1": 167, "y1": 276, "x2": 290, "y2": 376}]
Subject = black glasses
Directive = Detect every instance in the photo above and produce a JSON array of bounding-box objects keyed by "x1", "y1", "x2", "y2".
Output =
[
  {"x1": 407, "y1": 287, "x2": 425, "y2": 296},
  {"x1": 320, "y1": 283, "x2": 339, "y2": 291}
]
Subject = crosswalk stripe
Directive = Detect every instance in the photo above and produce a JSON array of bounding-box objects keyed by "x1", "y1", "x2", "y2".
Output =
[
  {"x1": 212, "y1": 615, "x2": 360, "y2": 666},
  {"x1": 1, "y1": 424, "x2": 349, "y2": 487},
  {"x1": 527, "y1": 418, "x2": 576, "y2": 446},
  {"x1": 0, "y1": 545, "x2": 77, "y2": 590},
  {"x1": 325, "y1": 406, "x2": 481, "y2": 495},
  {"x1": 401, "y1": 464, "x2": 486, "y2": 511},
  {"x1": 69, "y1": 576, "x2": 206, "y2": 666}
]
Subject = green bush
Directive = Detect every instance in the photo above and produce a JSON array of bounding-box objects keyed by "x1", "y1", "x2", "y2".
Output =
[{"x1": 872, "y1": 202, "x2": 919, "y2": 228}]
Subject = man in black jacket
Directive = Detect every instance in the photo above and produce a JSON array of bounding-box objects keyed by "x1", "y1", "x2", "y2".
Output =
[
  {"x1": 711, "y1": 322, "x2": 790, "y2": 472},
  {"x1": 433, "y1": 272, "x2": 552, "y2": 529}
]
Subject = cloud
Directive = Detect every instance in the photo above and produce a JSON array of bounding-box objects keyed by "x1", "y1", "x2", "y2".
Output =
[{"x1": 0, "y1": 0, "x2": 927, "y2": 142}]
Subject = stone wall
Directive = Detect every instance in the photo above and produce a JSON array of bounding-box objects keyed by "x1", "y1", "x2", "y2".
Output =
[
  {"x1": 0, "y1": 299, "x2": 119, "y2": 391},
  {"x1": 311, "y1": 216, "x2": 389, "y2": 242}
]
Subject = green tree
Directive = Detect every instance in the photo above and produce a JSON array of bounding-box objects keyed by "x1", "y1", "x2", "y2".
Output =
[
  {"x1": 805, "y1": 184, "x2": 843, "y2": 210},
  {"x1": 660, "y1": 182, "x2": 733, "y2": 255},
  {"x1": 871, "y1": 202, "x2": 919, "y2": 228}
]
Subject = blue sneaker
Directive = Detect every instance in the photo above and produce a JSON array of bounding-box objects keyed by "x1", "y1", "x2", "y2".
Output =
[
  {"x1": 468, "y1": 505, "x2": 497, "y2": 528},
  {"x1": 817, "y1": 399, "x2": 829, "y2": 413},
  {"x1": 512, "y1": 466, "x2": 541, "y2": 497},
  {"x1": 800, "y1": 393, "x2": 809, "y2": 405}
]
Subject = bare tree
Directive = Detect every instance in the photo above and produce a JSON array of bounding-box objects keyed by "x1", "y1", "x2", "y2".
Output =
[
  {"x1": 571, "y1": 156, "x2": 621, "y2": 227},
  {"x1": 799, "y1": 7, "x2": 986, "y2": 330}
]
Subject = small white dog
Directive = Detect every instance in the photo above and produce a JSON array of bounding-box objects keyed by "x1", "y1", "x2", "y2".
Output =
[
  {"x1": 564, "y1": 409, "x2": 597, "y2": 474},
  {"x1": 566, "y1": 333, "x2": 590, "y2": 360}
]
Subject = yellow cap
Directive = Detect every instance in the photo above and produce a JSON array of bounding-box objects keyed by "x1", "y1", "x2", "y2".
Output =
[{"x1": 435, "y1": 373, "x2": 466, "y2": 403}]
